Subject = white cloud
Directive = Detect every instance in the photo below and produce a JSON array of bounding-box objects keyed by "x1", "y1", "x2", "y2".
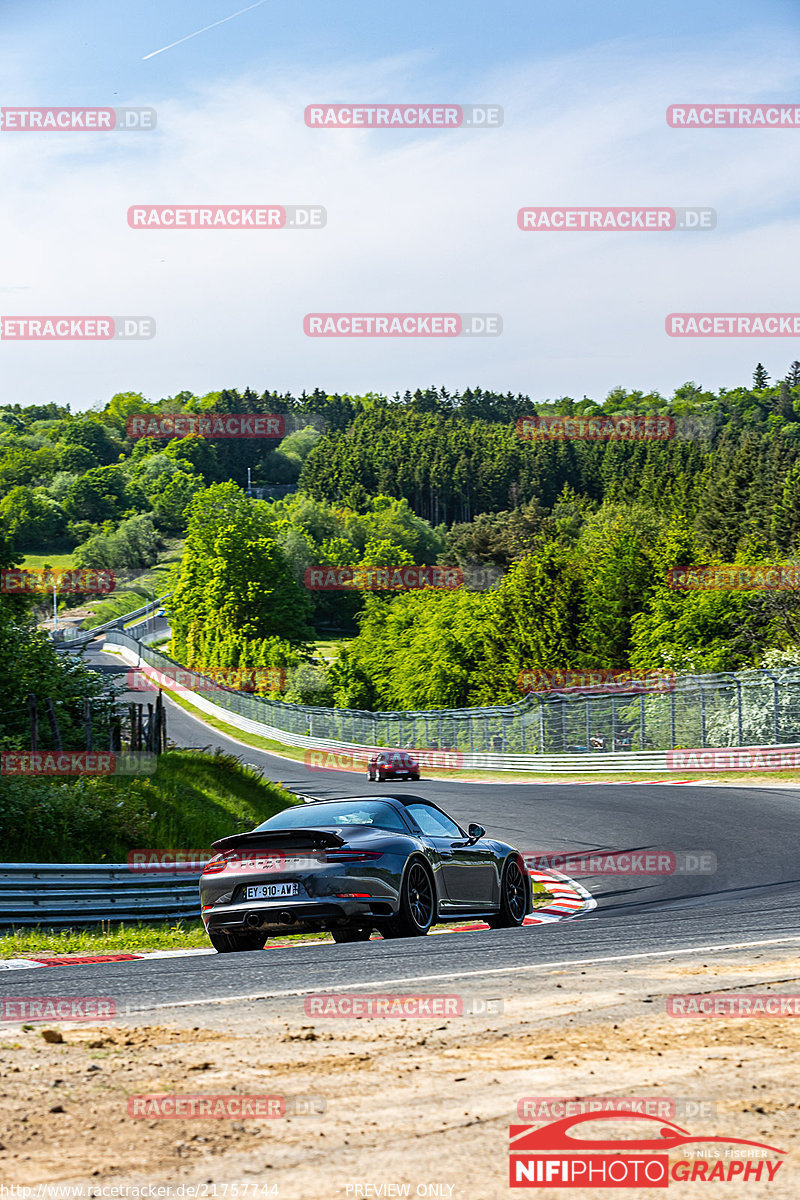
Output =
[{"x1": 1, "y1": 30, "x2": 800, "y2": 409}]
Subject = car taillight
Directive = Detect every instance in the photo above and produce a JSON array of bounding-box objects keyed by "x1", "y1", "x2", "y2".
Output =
[
  {"x1": 202, "y1": 854, "x2": 226, "y2": 875},
  {"x1": 325, "y1": 850, "x2": 384, "y2": 863}
]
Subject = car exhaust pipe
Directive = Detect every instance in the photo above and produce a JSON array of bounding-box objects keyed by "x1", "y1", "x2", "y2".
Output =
[
  {"x1": 278, "y1": 911, "x2": 294, "y2": 925},
  {"x1": 245, "y1": 912, "x2": 262, "y2": 929}
]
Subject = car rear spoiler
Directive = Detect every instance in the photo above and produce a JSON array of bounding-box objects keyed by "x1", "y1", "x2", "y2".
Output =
[{"x1": 211, "y1": 828, "x2": 346, "y2": 851}]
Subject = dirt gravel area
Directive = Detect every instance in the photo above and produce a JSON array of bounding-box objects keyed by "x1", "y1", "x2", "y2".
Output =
[{"x1": 0, "y1": 946, "x2": 798, "y2": 1198}]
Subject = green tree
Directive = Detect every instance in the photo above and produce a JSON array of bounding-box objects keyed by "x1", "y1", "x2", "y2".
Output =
[
  {"x1": 169, "y1": 483, "x2": 313, "y2": 676},
  {"x1": 0, "y1": 487, "x2": 66, "y2": 549},
  {"x1": 62, "y1": 466, "x2": 146, "y2": 525}
]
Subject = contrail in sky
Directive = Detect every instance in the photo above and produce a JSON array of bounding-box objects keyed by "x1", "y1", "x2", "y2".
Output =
[{"x1": 143, "y1": 0, "x2": 270, "y2": 60}]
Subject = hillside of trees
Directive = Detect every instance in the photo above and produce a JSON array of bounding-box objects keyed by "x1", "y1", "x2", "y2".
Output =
[{"x1": 3, "y1": 365, "x2": 800, "y2": 712}]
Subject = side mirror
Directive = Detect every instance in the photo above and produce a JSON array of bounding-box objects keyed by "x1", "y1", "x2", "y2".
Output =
[{"x1": 467, "y1": 823, "x2": 485, "y2": 843}]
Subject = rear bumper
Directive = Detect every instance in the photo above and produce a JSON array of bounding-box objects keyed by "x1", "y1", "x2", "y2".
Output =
[{"x1": 205, "y1": 896, "x2": 396, "y2": 934}]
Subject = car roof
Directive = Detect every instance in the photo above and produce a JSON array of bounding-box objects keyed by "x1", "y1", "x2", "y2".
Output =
[
  {"x1": 299, "y1": 794, "x2": 433, "y2": 808},
  {"x1": 288, "y1": 795, "x2": 463, "y2": 835}
]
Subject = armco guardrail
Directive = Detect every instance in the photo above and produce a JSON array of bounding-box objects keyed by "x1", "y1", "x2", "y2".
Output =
[
  {"x1": 0, "y1": 863, "x2": 202, "y2": 928},
  {"x1": 51, "y1": 594, "x2": 171, "y2": 650}
]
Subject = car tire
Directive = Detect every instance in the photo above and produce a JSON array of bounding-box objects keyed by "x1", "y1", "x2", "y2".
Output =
[
  {"x1": 411, "y1": 773, "x2": 420, "y2": 781},
  {"x1": 209, "y1": 930, "x2": 267, "y2": 953},
  {"x1": 385, "y1": 859, "x2": 435, "y2": 938},
  {"x1": 377, "y1": 770, "x2": 386, "y2": 782},
  {"x1": 331, "y1": 926, "x2": 372, "y2": 943},
  {"x1": 367, "y1": 769, "x2": 374, "y2": 781},
  {"x1": 487, "y1": 858, "x2": 528, "y2": 929}
]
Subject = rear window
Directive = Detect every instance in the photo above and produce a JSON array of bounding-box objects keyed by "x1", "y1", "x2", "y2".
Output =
[{"x1": 255, "y1": 800, "x2": 409, "y2": 833}]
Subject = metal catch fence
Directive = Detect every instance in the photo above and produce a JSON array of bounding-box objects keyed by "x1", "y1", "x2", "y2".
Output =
[{"x1": 105, "y1": 632, "x2": 800, "y2": 754}]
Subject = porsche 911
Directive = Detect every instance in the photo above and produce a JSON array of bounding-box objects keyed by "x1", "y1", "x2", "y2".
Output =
[{"x1": 200, "y1": 794, "x2": 532, "y2": 951}]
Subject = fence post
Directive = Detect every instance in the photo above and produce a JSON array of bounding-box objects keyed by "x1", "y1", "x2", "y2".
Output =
[
  {"x1": 639, "y1": 692, "x2": 645, "y2": 750},
  {"x1": 44, "y1": 698, "x2": 62, "y2": 751},
  {"x1": 561, "y1": 699, "x2": 567, "y2": 751},
  {"x1": 585, "y1": 698, "x2": 591, "y2": 749},
  {"x1": 670, "y1": 690, "x2": 676, "y2": 748},
  {"x1": 539, "y1": 702, "x2": 545, "y2": 752},
  {"x1": 736, "y1": 681, "x2": 743, "y2": 746},
  {"x1": 774, "y1": 679, "x2": 780, "y2": 743},
  {"x1": 700, "y1": 684, "x2": 706, "y2": 747}
]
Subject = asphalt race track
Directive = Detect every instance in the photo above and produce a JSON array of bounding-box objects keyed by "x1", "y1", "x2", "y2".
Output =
[{"x1": 4, "y1": 640, "x2": 800, "y2": 1014}]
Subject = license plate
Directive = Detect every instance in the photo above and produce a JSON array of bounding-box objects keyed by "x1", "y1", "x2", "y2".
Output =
[{"x1": 244, "y1": 882, "x2": 299, "y2": 900}]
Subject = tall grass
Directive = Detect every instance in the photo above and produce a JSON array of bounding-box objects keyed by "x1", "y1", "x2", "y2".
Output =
[{"x1": 0, "y1": 750, "x2": 297, "y2": 861}]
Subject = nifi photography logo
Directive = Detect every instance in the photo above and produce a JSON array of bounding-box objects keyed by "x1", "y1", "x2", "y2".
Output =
[{"x1": 509, "y1": 1111, "x2": 785, "y2": 1187}]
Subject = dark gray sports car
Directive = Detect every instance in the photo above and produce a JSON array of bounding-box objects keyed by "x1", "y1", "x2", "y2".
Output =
[{"x1": 200, "y1": 794, "x2": 532, "y2": 952}]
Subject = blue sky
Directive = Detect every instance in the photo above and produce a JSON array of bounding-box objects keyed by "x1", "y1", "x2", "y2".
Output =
[{"x1": 2, "y1": 0, "x2": 800, "y2": 409}]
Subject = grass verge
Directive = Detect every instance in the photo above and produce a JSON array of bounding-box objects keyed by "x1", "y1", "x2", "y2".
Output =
[
  {"x1": 0, "y1": 749, "x2": 298, "y2": 861},
  {"x1": 20, "y1": 552, "x2": 76, "y2": 571}
]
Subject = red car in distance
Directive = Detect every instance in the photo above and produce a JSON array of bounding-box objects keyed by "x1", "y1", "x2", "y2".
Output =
[{"x1": 367, "y1": 750, "x2": 420, "y2": 782}]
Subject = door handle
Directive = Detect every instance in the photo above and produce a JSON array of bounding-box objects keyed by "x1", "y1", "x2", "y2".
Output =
[{"x1": 439, "y1": 851, "x2": 454, "y2": 859}]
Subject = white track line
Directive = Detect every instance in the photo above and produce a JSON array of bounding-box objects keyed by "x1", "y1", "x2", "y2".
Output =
[{"x1": 144, "y1": 936, "x2": 800, "y2": 1012}]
